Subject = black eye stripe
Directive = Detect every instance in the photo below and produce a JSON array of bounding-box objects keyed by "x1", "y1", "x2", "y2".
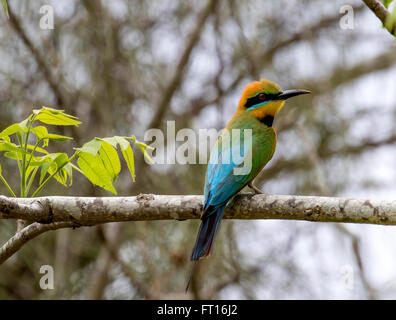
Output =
[{"x1": 244, "y1": 92, "x2": 280, "y2": 109}]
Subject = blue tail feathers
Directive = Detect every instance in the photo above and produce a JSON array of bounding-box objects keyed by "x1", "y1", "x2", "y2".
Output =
[
  {"x1": 190, "y1": 205, "x2": 226, "y2": 261},
  {"x1": 186, "y1": 205, "x2": 226, "y2": 292}
]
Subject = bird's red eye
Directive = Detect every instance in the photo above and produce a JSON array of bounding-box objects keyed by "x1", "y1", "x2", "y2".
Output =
[{"x1": 258, "y1": 93, "x2": 266, "y2": 100}]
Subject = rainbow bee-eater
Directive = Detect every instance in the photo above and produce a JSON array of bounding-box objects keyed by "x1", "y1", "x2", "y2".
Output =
[{"x1": 186, "y1": 79, "x2": 310, "y2": 291}]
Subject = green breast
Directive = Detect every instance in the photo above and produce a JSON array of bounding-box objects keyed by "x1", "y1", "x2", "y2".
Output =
[{"x1": 227, "y1": 113, "x2": 277, "y2": 180}]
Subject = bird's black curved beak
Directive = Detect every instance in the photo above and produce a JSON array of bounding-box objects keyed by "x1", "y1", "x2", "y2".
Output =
[{"x1": 275, "y1": 89, "x2": 311, "y2": 100}]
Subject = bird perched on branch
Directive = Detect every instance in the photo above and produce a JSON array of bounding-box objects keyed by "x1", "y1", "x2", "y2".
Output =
[{"x1": 186, "y1": 79, "x2": 310, "y2": 291}]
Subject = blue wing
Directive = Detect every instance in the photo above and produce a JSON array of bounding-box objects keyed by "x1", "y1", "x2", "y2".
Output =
[
  {"x1": 203, "y1": 131, "x2": 254, "y2": 214},
  {"x1": 189, "y1": 129, "x2": 257, "y2": 263}
]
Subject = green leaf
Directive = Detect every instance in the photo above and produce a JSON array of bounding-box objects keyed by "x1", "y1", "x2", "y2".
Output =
[
  {"x1": 114, "y1": 136, "x2": 130, "y2": 150},
  {"x1": 2, "y1": 0, "x2": 9, "y2": 19},
  {"x1": 40, "y1": 161, "x2": 52, "y2": 184},
  {"x1": 32, "y1": 126, "x2": 72, "y2": 141},
  {"x1": 0, "y1": 141, "x2": 26, "y2": 154},
  {"x1": 0, "y1": 117, "x2": 32, "y2": 141},
  {"x1": 0, "y1": 140, "x2": 48, "y2": 156},
  {"x1": 75, "y1": 138, "x2": 102, "y2": 155},
  {"x1": 34, "y1": 107, "x2": 78, "y2": 117},
  {"x1": 98, "y1": 136, "x2": 153, "y2": 181},
  {"x1": 125, "y1": 136, "x2": 154, "y2": 164},
  {"x1": 111, "y1": 136, "x2": 135, "y2": 181},
  {"x1": 0, "y1": 135, "x2": 10, "y2": 143},
  {"x1": 16, "y1": 131, "x2": 23, "y2": 145},
  {"x1": 383, "y1": 0, "x2": 393, "y2": 8},
  {"x1": 101, "y1": 137, "x2": 118, "y2": 148},
  {"x1": 54, "y1": 153, "x2": 69, "y2": 168},
  {"x1": 37, "y1": 153, "x2": 69, "y2": 185},
  {"x1": 32, "y1": 126, "x2": 49, "y2": 147},
  {"x1": 5, "y1": 151, "x2": 49, "y2": 166},
  {"x1": 49, "y1": 168, "x2": 67, "y2": 186},
  {"x1": 77, "y1": 151, "x2": 117, "y2": 194},
  {"x1": 31, "y1": 126, "x2": 48, "y2": 139},
  {"x1": 62, "y1": 162, "x2": 73, "y2": 186},
  {"x1": 126, "y1": 135, "x2": 153, "y2": 149},
  {"x1": 35, "y1": 107, "x2": 81, "y2": 126},
  {"x1": 385, "y1": 4, "x2": 396, "y2": 33},
  {"x1": 136, "y1": 142, "x2": 154, "y2": 164},
  {"x1": 25, "y1": 166, "x2": 39, "y2": 196},
  {"x1": 59, "y1": 169, "x2": 68, "y2": 185},
  {"x1": 121, "y1": 144, "x2": 135, "y2": 182},
  {"x1": 46, "y1": 134, "x2": 73, "y2": 141},
  {"x1": 0, "y1": 123, "x2": 23, "y2": 138},
  {"x1": 26, "y1": 144, "x2": 49, "y2": 155},
  {"x1": 46, "y1": 153, "x2": 70, "y2": 186},
  {"x1": 31, "y1": 126, "x2": 72, "y2": 148},
  {"x1": 99, "y1": 140, "x2": 121, "y2": 181},
  {"x1": 25, "y1": 165, "x2": 37, "y2": 181},
  {"x1": 5, "y1": 152, "x2": 43, "y2": 166},
  {"x1": 19, "y1": 117, "x2": 31, "y2": 131},
  {"x1": 4, "y1": 151, "x2": 22, "y2": 161}
]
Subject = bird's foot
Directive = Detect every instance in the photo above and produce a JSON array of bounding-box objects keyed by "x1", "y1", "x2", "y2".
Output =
[{"x1": 248, "y1": 182, "x2": 264, "y2": 194}]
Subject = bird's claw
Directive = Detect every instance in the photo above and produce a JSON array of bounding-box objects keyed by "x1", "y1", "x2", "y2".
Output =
[{"x1": 248, "y1": 182, "x2": 264, "y2": 194}]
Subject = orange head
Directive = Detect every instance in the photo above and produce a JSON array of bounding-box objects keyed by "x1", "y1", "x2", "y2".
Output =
[{"x1": 237, "y1": 79, "x2": 310, "y2": 122}]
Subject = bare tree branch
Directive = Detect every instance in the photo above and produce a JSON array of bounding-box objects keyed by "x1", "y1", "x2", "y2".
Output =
[
  {"x1": 0, "y1": 221, "x2": 79, "y2": 265},
  {"x1": 301, "y1": 49, "x2": 396, "y2": 94},
  {"x1": 148, "y1": 0, "x2": 217, "y2": 130},
  {"x1": 260, "y1": 4, "x2": 366, "y2": 63},
  {"x1": 259, "y1": 131, "x2": 396, "y2": 182},
  {"x1": 84, "y1": 224, "x2": 123, "y2": 300},
  {"x1": 7, "y1": 7, "x2": 65, "y2": 106},
  {"x1": 296, "y1": 124, "x2": 376, "y2": 299}
]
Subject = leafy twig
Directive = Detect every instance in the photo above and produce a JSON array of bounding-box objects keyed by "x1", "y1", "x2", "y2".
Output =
[{"x1": 362, "y1": 0, "x2": 396, "y2": 36}]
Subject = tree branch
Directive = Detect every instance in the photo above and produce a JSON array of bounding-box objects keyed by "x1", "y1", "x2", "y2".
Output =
[
  {"x1": 7, "y1": 7, "x2": 65, "y2": 106},
  {"x1": 0, "y1": 194, "x2": 395, "y2": 225},
  {"x1": 260, "y1": 3, "x2": 366, "y2": 63},
  {"x1": 0, "y1": 221, "x2": 79, "y2": 265},
  {"x1": 148, "y1": 0, "x2": 217, "y2": 130},
  {"x1": 362, "y1": 0, "x2": 396, "y2": 36},
  {"x1": 1, "y1": 193, "x2": 396, "y2": 266},
  {"x1": 259, "y1": 131, "x2": 396, "y2": 182}
]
